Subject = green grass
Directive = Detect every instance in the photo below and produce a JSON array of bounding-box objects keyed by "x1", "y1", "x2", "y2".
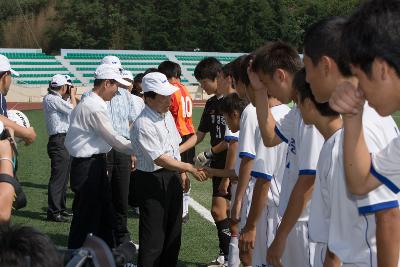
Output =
[{"x1": 11, "y1": 108, "x2": 219, "y2": 267}]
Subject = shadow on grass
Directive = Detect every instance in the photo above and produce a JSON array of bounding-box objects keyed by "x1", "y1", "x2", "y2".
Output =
[
  {"x1": 13, "y1": 209, "x2": 47, "y2": 221},
  {"x1": 47, "y1": 232, "x2": 69, "y2": 247},
  {"x1": 177, "y1": 261, "x2": 207, "y2": 267},
  {"x1": 20, "y1": 181, "x2": 48, "y2": 190}
]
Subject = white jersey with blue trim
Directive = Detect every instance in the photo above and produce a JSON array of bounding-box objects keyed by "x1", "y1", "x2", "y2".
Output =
[
  {"x1": 356, "y1": 104, "x2": 400, "y2": 213},
  {"x1": 371, "y1": 136, "x2": 400, "y2": 194},
  {"x1": 275, "y1": 106, "x2": 324, "y2": 221},
  {"x1": 237, "y1": 104, "x2": 258, "y2": 160},
  {"x1": 251, "y1": 104, "x2": 290, "y2": 207},
  {"x1": 309, "y1": 129, "x2": 377, "y2": 266},
  {"x1": 225, "y1": 125, "x2": 239, "y2": 142}
]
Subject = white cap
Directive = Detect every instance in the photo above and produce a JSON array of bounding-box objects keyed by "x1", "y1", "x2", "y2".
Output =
[
  {"x1": 64, "y1": 75, "x2": 72, "y2": 85},
  {"x1": 94, "y1": 64, "x2": 131, "y2": 87},
  {"x1": 0, "y1": 54, "x2": 19, "y2": 76},
  {"x1": 142, "y1": 72, "x2": 178, "y2": 96},
  {"x1": 50, "y1": 74, "x2": 68, "y2": 87},
  {"x1": 101, "y1": 55, "x2": 122, "y2": 69},
  {"x1": 121, "y1": 70, "x2": 133, "y2": 81}
]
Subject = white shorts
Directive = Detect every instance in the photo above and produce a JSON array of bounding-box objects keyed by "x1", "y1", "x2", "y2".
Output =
[
  {"x1": 239, "y1": 178, "x2": 256, "y2": 230},
  {"x1": 313, "y1": 242, "x2": 327, "y2": 267},
  {"x1": 253, "y1": 205, "x2": 280, "y2": 267},
  {"x1": 282, "y1": 221, "x2": 315, "y2": 267}
]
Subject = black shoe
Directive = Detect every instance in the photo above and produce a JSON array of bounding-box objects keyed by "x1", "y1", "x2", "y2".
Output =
[
  {"x1": 60, "y1": 210, "x2": 73, "y2": 217},
  {"x1": 47, "y1": 213, "x2": 69, "y2": 222},
  {"x1": 182, "y1": 213, "x2": 189, "y2": 224}
]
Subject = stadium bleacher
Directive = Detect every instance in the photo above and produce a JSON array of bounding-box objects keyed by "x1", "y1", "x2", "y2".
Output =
[{"x1": 0, "y1": 48, "x2": 244, "y2": 91}]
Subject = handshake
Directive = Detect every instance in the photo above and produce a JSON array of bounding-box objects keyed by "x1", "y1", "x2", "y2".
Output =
[{"x1": 185, "y1": 165, "x2": 215, "y2": 182}]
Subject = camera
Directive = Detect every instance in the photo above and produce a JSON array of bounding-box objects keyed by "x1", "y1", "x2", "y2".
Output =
[{"x1": 62, "y1": 234, "x2": 137, "y2": 267}]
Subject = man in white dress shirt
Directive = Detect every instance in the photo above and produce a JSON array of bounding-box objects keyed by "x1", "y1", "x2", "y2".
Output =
[
  {"x1": 130, "y1": 72, "x2": 206, "y2": 267},
  {"x1": 65, "y1": 64, "x2": 133, "y2": 249},
  {"x1": 43, "y1": 74, "x2": 78, "y2": 222}
]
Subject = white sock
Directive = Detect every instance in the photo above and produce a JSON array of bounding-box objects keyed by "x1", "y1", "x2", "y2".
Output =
[
  {"x1": 182, "y1": 191, "x2": 190, "y2": 217},
  {"x1": 228, "y1": 236, "x2": 240, "y2": 267}
]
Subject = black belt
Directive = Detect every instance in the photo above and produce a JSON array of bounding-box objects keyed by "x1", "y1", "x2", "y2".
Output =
[
  {"x1": 90, "y1": 153, "x2": 107, "y2": 159},
  {"x1": 50, "y1": 133, "x2": 66, "y2": 138},
  {"x1": 72, "y1": 153, "x2": 107, "y2": 160}
]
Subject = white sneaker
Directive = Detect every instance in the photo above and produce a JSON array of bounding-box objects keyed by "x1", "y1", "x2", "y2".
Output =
[{"x1": 207, "y1": 254, "x2": 225, "y2": 267}]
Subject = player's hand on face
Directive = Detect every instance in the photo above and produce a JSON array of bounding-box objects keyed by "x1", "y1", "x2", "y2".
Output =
[
  {"x1": 239, "y1": 225, "x2": 256, "y2": 253},
  {"x1": 218, "y1": 177, "x2": 230, "y2": 195},
  {"x1": 329, "y1": 81, "x2": 365, "y2": 115},
  {"x1": 247, "y1": 60, "x2": 267, "y2": 92},
  {"x1": 267, "y1": 235, "x2": 286, "y2": 267},
  {"x1": 22, "y1": 127, "x2": 36, "y2": 145},
  {"x1": 180, "y1": 172, "x2": 191, "y2": 193}
]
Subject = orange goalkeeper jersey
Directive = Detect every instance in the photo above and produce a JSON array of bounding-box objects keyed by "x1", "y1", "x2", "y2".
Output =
[{"x1": 169, "y1": 81, "x2": 195, "y2": 136}]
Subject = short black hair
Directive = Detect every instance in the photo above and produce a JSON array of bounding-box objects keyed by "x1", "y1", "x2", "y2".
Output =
[
  {"x1": 158, "y1": 61, "x2": 182, "y2": 79},
  {"x1": 238, "y1": 55, "x2": 254, "y2": 86},
  {"x1": 341, "y1": 0, "x2": 400, "y2": 77},
  {"x1": 194, "y1": 57, "x2": 222, "y2": 81},
  {"x1": 294, "y1": 68, "x2": 339, "y2": 117},
  {"x1": 0, "y1": 223, "x2": 62, "y2": 267},
  {"x1": 220, "y1": 92, "x2": 249, "y2": 116},
  {"x1": 143, "y1": 91, "x2": 157, "y2": 99},
  {"x1": 304, "y1": 17, "x2": 352, "y2": 77},
  {"x1": 231, "y1": 55, "x2": 248, "y2": 85},
  {"x1": 144, "y1": 68, "x2": 159, "y2": 76},
  {"x1": 93, "y1": 79, "x2": 117, "y2": 87},
  {"x1": 134, "y1": 73, "x2": 144, "y2": 83},
  {"x1": 252, "y1": 41, "x2": 303, "y2": 75}
]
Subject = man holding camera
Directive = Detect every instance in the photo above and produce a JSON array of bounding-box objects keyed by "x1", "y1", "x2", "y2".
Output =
[{"x1": 43, "y1": 74, "x2": 78, "y2": 222}]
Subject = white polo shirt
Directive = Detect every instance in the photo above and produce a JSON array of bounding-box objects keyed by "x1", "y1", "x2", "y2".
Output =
[
  {"x1": 65, "y1": 92, "x2": 133, "y2": 157},
  {"x1": 130, "y1": 105, "x2": 182, "y2": 172},
  {"x1": 251, "y1": 104, "x2": 290, "y2": 207},
  {"x1": 275, "y1": 106, "x2": 324, "y2": 221}
]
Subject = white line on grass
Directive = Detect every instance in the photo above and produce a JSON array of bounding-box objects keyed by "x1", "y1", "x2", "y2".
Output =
[{"x1": 188, "y1": 197, "x2": 215, "y2": 225}]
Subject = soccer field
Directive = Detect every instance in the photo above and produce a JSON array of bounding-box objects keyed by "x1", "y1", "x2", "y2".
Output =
[{"x1": 10, "y1": 108, "x2": 400, "y2": 267}]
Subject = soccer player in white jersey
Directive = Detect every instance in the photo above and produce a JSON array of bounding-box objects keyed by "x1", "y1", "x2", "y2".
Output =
[
  {"x1": 294, "y1": 68, "x2": 374, "y2": 267},
  {"x1": 203, "y1": 93, "x2": 248, "y2": 267},
  {"x1": 303, "y1": 16, "x2": 400, "y2": 266},
  {"x1": 247, "y1": 42, "x2": 324, "y2": 267},
  {"x1": 239, "y1": 98, "x2": 289, "y2": 267}
]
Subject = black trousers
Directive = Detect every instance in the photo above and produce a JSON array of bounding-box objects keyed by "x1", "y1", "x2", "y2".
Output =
[
  {"x1": 47, "y1": 134, "x2": 70, "y2": 215},
  {"x1": 106, "y1": 149, "x2": 132, "y2": 245},
  {"x1": 68, "y1": 155, "x2": 116, "y2": 249},
  {"x1": 135, "y1": 169, "x2": 183, "y2": 267}
]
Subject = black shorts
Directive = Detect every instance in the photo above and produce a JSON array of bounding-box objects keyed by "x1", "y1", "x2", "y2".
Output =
[
  {"x1": 180, "y1": 134, "x2": 195, "y2": 164},
  {"x1": 210, "y1": 156, "x2": 231, "y2": 200},
  {"x1": 212, "y1": 176, "x2": 231, "y2": 200}
]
